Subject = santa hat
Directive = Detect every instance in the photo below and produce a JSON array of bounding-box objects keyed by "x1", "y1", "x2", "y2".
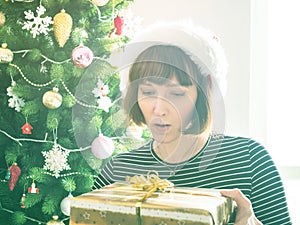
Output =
[{"x1": 110, "y1": 21, "x2": 228, "y2": 97}]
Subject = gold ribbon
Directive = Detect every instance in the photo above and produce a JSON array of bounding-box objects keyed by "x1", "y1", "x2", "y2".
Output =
[
  {"x1": 126, "y1": 171, "x2": 174, "y2": 201},
  {"x1": 126, "y1": 171, "x2": 174, "y2": 225}
]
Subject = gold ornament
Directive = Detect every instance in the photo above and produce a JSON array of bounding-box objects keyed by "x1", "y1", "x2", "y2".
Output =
[
  {"x1": 46, "y1": 215, "x2": 65, "y2": 225},
  {"x1": 91, "y1": 0, "x2": 109, "y2": 6},
  {"x1": 53, "y1": 9, "x2": 73, "y2": 48},
  {"x1": 42, "y1": 87, "x2": 62, "y2": 109},
  {"x1": 0, "y1": 12, "x2": 5, "y2": 27},
  {"x1": 0, "y1": 43, "x2": 13, "y2": 63}
]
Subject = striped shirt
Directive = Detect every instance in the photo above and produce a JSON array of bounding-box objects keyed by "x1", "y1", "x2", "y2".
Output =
[{"x1": 93, "y1": 134, "x2": 292, "y2": 225}]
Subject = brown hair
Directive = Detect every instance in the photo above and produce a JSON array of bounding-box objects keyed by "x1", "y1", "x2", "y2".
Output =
[{"x1": 123, "y1": 45, "x2": 212, "y2": 134}]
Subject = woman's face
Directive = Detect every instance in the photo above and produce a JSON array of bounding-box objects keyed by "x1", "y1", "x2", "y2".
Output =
[{"x1": 137, "y1": 76, "x2": 198, "y2": 143}]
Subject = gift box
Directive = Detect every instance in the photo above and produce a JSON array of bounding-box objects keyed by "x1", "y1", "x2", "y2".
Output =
[{"x1": 70, "y1": 174, "x2": 234, "y2": 225}]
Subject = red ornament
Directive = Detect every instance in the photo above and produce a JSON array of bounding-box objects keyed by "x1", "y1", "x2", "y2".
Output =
[
  {"x1": 71, "y1": 45, "x2": 94, "y2": 68},
  {"x1": 114, "y1": 15, "x2": 124, "y2": 35},
  {"x1": 22, "y1": 122, "x2": 33, "y2": 134},
  {"x1": 28, "y1": 181, "x2": 39, "y2": 194},
  {"x1": 8, "y1": 163, "x2": 21, "y2": 191}
]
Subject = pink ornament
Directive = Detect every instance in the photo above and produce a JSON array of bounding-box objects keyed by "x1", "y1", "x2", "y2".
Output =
[
  {"x1": 71, "y1": 45, "x2": 94, "y2": 68},
  {"x1": 91, "y1": 135, "x2": 114, "y2": 159}
]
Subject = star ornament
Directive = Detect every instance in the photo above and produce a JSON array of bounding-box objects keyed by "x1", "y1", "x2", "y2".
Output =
[{"x1": 42, "y1": 142, "x2": 70, "y2": 178}]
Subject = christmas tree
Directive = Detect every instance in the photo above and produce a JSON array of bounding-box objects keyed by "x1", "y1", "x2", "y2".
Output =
[{"x1": 0, "y1": 0, "x2": 144, "y2": 224}]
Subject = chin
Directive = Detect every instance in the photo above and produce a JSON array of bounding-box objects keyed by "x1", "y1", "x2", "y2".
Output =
[{"x1": 152, "y1": 133, "x2": 180, "y2": 144}]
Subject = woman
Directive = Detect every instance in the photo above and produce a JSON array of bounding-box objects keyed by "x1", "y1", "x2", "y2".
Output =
[{"x1": 94, "y1": 23, "x2": 292, "y2": 225}]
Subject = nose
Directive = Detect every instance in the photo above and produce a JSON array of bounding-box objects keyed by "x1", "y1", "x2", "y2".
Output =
[{"x1": 153, "y1": 97, "x2": 168, "y2": 116}]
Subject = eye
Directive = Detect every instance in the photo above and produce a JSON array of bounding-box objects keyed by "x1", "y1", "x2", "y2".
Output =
[
  {"x1": 140, "y1": 88, "x2": 156, "y2": 96},
  {"x1": 170, "y1": 92, "x2": 185, "y2": 97}
]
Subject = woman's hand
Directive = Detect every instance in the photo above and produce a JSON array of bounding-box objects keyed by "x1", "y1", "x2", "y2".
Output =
[{"x1": 221, "y1": 189, "x2": 263, "y2": 225}]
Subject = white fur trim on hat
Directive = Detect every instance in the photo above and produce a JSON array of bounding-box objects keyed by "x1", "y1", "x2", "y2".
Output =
[{"x1": 110, "y1": 21, "x2": 228, "y2": 97}]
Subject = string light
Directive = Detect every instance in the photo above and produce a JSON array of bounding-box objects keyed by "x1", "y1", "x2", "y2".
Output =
[
  {"x1": 0, "y1": 129, "x2": 91, "y2": 151},
  {"x1": 0, "y1": 129, "x2": 127, "y2": 150},
  {"x1": 13, "y1": 49, "x2": 71, "y2": 65}
]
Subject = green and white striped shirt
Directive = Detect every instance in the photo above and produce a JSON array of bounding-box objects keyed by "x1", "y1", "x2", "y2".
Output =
[{"x1": 93, "y1": 134, "x2": 292, "y2": 225}]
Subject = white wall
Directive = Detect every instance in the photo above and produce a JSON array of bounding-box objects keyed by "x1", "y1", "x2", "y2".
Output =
[
  {"x1": 130, "y1": 0, "x2": 252, "y2": 138},
  {"x1": 130, "y1": 1, "x2": 299, "y2": 224}
]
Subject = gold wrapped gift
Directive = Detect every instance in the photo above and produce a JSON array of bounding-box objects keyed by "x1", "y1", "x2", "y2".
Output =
[{"x1": 70, "y1": 173, "x2": 234, "y2": 225}]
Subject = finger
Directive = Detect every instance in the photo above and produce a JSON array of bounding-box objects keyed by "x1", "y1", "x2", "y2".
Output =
[{"x1": 220, "y1": 189, "x2": 251, "y2": 209}]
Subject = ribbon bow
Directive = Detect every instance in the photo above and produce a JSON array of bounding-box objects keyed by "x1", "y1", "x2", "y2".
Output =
[{"x1": 126, "y1": 171, "x2": 174, "y2": 201}]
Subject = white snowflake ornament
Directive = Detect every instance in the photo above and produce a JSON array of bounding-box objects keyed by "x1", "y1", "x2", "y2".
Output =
[
  {"x1": 22, "y1": 4, "x2": 53, "y2": 38},
  {"x1": 42, "y1": 142, "x2": 70, "y2": 178},
  {"x1": 7, "y1": 82, "x2": 25, "y2": 112},
  {"x1": 8, "y1": 96, "x2": 25, "y2": 112}
]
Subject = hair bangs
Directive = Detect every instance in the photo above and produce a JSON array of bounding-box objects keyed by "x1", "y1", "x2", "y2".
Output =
[{"x1": 130, "y1": 60, "x2": 194, "y2": 86}]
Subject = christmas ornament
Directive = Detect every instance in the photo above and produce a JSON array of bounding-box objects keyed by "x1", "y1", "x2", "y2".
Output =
[
  {"x1": 22, "y1": 4, "x2": 53, "y2": 38},
  {"x1": 71, "y1": 45, "x2": 94, "y2": 68},
  {"x1": 53, "y1": 9, "x2": 73, "y2": 47},
  {"x1": 0, "y1": 43, "x2": 14, "y2": 63},
  {"x1": 91, "y1": 0, "x2": 109, "y2": 6},
  {"x1": 42, "y1": 141, "x2": 70, "y2": 178},
  {"x1": 7, "y1": 80, "x2": 25, "y2": 112},
  {"x1": 114, "y1": 15, "x2": 124, "y2": 35},
  {"x1": 46, "y1": 215, "x2": 65, "y2": 225},
  {"x1": 22, "y1": 122, "x2": 33, "y2": 134},
  {"x1": 20, "y1": 193, "x2": 26, "y2": 208},
  {"x1": 8, "y1": 163, "x2": 21, "y2": 191},
  {"x1": 0, "y1": 12, "x2": 5, "y2": 26},
  {"x1": 42, "y1": 87, "x2": 62, "y2": 109},
  {"x1": 60, "y1": 193, "x2": 73, "y2": 216},
  {"x1": 117, "y1": 8, "x2": 143, "y2": 39},
  {"x1": 28, "y1": 181, "x2": 39, "y2": 194},
  {"x1": 92, "y1": 79, "x2": 112, "y2": 112},
  {"x1": 96, "y1": 96, "x2": 112, "y2": 112},
  {"x1": 92, "y1": 79, "x2": 110, "y2": 97},
  {"x1": 91, "y1": 134, "x2": 114, "y2": 159}
]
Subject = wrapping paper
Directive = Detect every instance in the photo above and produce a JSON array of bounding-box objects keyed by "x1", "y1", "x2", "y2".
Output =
[{"x1": 70, "y1": 182, "x2": 234, "y2": 225}]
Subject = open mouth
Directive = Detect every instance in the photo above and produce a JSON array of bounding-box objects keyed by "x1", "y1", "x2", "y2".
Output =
[
  {"x1": 155, "y1": 123, "x2": 170, "y2": 127},
  {"x1": 152, "y1": 123, "x2": 171, "y2": 133}
]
